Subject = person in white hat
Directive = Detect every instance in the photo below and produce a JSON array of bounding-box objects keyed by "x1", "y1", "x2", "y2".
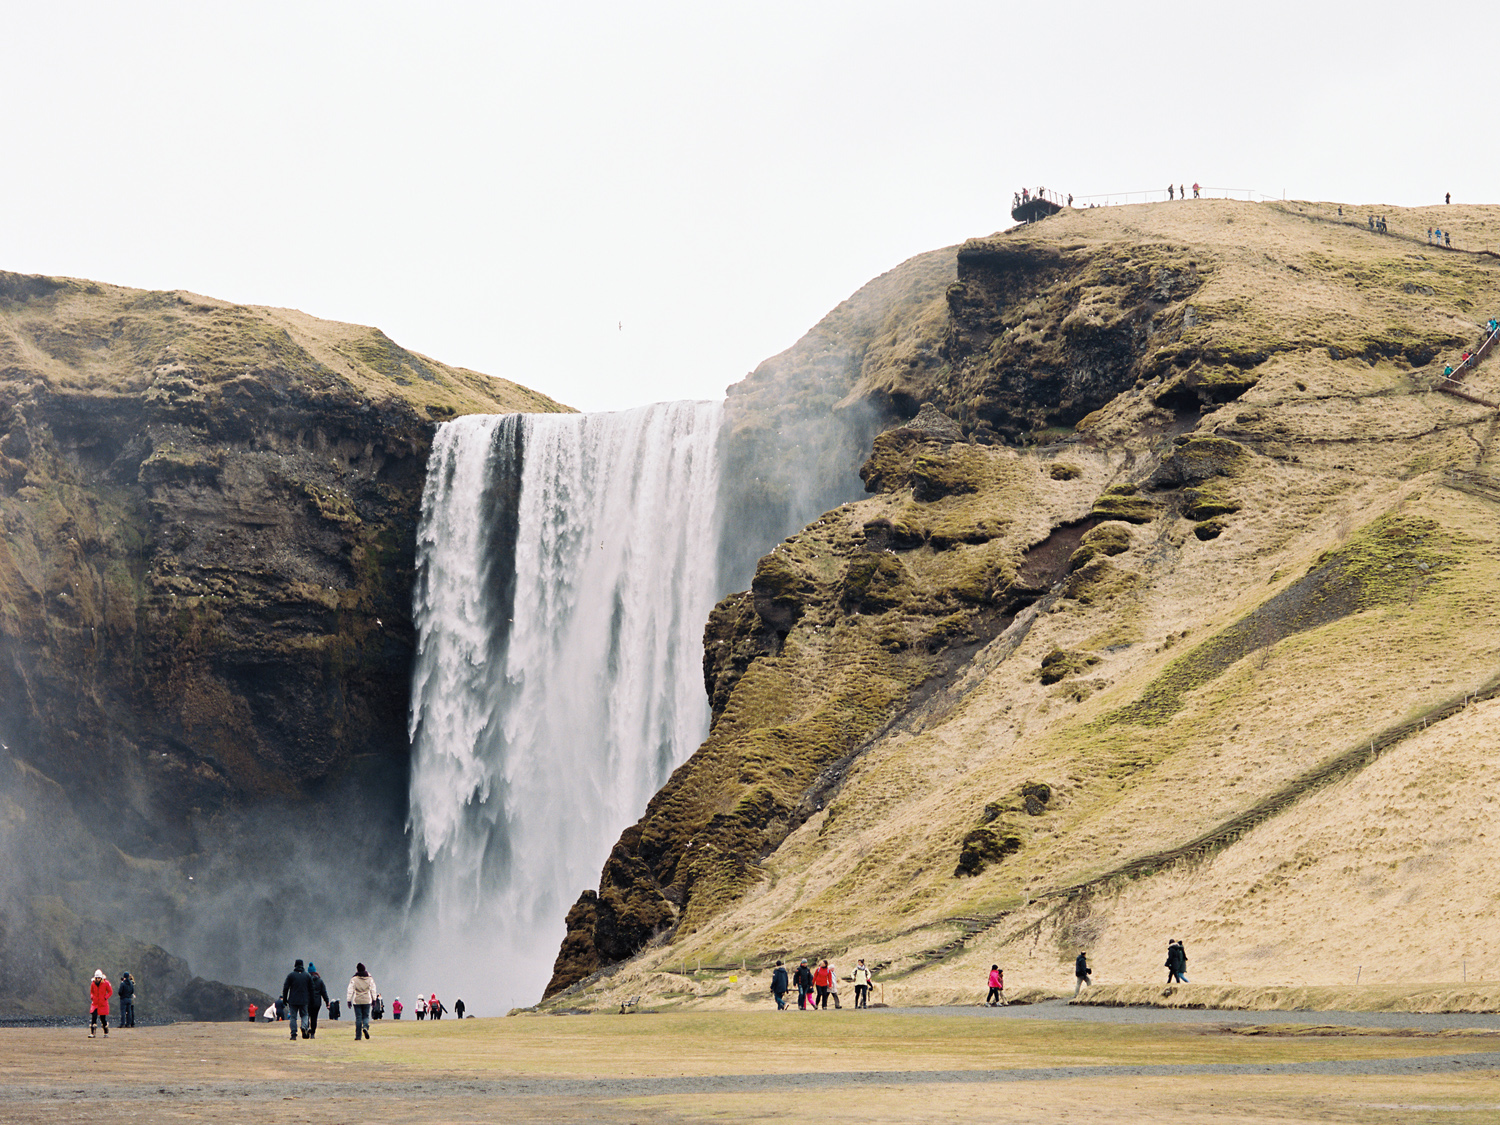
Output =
[{"x1": 88, "y1": 970, "x2": 113, "y2": 1038}]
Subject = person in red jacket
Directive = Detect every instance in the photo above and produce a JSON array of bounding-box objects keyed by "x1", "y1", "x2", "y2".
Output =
[
  {"x1": 812, "y1": 960, "x2": 834, "y2": 1009},
  {"x1": 89, "y1": 970, "x2": 113, "y2": 1038},
  {"x1": 248, "y1": 1002, "x2": 259, "y2": 1022}
]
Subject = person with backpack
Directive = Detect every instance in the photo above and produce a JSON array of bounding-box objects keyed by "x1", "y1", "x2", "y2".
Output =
[
  {"x1": 306, "y1": 963, "x2": 330, "y2": 1039},
  {"x1": 851, "y1": 960, "x2": 872, "y2": 1009},
  {"x1": 281, "y1": 959, "x2": 316, "y2": 1041},
  {"x1": 347, "y1": 963, "x2": 377, "y2": 1041},
  {"x1": 428, "y1": 993, "x2": 445, "y2": 1020},
  {"x1": 88, "y1": 970, "x2": 113, "y2": 1038},
  {"x1": 770, "y1": 961, "x2": 789, "y2": 1010}
]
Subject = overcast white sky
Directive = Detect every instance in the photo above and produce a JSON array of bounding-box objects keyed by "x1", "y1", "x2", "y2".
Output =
[{"x1": 3, "y1": 1, "x2": 1490, "y2": 411}]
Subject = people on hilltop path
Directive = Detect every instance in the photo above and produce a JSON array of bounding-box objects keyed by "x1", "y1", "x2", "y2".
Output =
[
  {"x1": 1193, "y1": 182, "x2": 1200, "y2": 198},
  {"x1": 1067, "y1": 193, "x2": 1074, "y2": 207},
  {"x1": 307, "y1": 963, "x2": 330, "y2": 1039},
  {"x1": 987, "y1": 965, "x2": 1004, "y2": 1006},
  {"x1": 88, "y1": 969, "x2": 112, "y2": 1038},
  {"x1": 415, "y1": 994, "x2": 426, "y2": 1020},
  {"x1": 1446, "y1": 231, "x2": 1452, "y2": 247},
  {"x1": 392, "y1": 996, "x2": 404, "y2": 1020},
  {"x1": 347, "y1": 963, "x2": 377, "y2": 1041},
  {"x1": 1179, "y1": 184, "x2": 1185, "y2": 200},
  {"x1": 1368, "y1": 214, "x2": 1375, "y2": 231},
  {"x1": 1073, "y1": 951, "x2": 1092, "y2": 998},
  {"x1": 1168, "y1": 184, "x2": 1174, "y2": 200},
  {"x1": 1447, "y1": 192, "x2": 1452, "y2": 204},
  {"x1": 1166, "y1": 940, "x2": 1189, "y2": 984},
  {"x1": 794, "y1": 959, "x2": 814, "y2": 1010},
  {"x1": 281, "y1": 959, "x2": 316, "y2": 1041},
  {"x1": 852, "y1": 960, "x2": 872, "y2": 1009},
  {"x1": 118, "y1": 972, "x2": 136, "y2": 1028},
  {"x1": 455, "y1": 999, "x2": 466, "y2": 1020},
  {"x1": 771, "y1": 961, "x2": 789, "y2": 1010}
]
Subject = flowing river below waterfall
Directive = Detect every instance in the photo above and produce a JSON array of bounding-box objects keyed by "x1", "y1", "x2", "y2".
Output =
[{"x1": 405, "y1": 401, "x2": 723, "y2": 1010}]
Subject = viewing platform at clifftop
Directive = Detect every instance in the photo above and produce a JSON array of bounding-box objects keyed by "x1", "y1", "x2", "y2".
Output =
[{"x1": 1012, "y1": 187, "x2": 1066, "y2": 223}]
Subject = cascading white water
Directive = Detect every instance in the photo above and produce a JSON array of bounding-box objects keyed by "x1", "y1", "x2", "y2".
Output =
[{"x1": 405, "y1": 401, "x2": 723, "y2": 1011}]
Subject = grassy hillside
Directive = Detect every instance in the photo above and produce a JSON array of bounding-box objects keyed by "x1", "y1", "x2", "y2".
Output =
[{"x1": 547, "y1": 200, "x2": 1500, "y2": 1009}]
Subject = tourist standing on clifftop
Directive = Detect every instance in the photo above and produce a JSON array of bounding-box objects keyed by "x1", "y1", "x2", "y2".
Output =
[
  {"x1": 88, "y1": 969, "x2": 112, "y2": 1038},
  {"x1": 1193, "y1": 183, "x2": 1200, "y2": 198},
  {"x1": 1074, "y1": 951, "x2": 1092, "y2": 997},
  {"x1": 1168, "y1": 184, "x2": 1174, "y2": 200}
]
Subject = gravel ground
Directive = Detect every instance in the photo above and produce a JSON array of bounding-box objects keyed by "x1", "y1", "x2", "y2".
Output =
[{"x1": 6, "y1": 1048, "x2": 1500, "y2": 1102}]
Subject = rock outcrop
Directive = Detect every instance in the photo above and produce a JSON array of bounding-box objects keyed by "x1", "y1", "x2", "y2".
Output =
[
  {"x1": 0, "y1": 272, "x2": 567, "y2": 1011},
  {"x1": 547, "y1": 200, "x2": 1500, "y2": 1003}
]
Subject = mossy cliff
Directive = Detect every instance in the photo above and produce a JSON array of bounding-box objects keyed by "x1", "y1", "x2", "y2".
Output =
[
  {"x1": 0, "y1": 271, "x2": 566, "y2": 1012},
  {"x1": 547, "y1": 200, "x2": 1500, "y2": 1006}
]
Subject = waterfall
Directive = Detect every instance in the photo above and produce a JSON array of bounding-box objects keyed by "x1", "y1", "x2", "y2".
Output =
[{"x1": 406, "y1": 400, "x2": 723, "y2": 1010}]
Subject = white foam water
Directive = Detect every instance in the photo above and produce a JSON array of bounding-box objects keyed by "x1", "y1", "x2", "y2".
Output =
[{"x1": 405, "y1": 401, "x2": 722, "y2": 1012}]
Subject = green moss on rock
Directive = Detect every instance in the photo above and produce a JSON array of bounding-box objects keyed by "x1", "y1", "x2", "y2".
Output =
[
  {"x1": 1068, "y1": 522, "x2": 1132, "y2": 571},
  {"x1": 1090, "y1": 484, "x2": 1158, "y2": 524}
]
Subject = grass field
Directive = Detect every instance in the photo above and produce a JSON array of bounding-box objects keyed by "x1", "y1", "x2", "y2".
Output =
[{"x1": 4, "y1": 1011, "x2": 1500, "y2": 1123}]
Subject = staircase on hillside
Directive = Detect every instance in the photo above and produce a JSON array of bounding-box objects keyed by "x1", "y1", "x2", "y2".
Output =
[{"x1": 1434, "y1": 318, "x2": 1500, "y2": 407}]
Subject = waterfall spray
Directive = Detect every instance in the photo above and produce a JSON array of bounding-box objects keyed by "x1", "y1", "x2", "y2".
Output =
[{"x1": 406, "y1": 401, "x2": 723, "y2": 1011}]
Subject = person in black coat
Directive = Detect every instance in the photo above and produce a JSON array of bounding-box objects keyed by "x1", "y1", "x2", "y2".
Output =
[
  {"x1": 306, "y1": 963, "x2": 331, "y2": 1038},
  {"x1": 793, "y1": 960, "x2": 814, "y2": 1010},
  {"x1": 1073, "y1": 951, "x2": 1092, "y2": 997},
  {"x1": 117, "y1": 973, "x2": 136, "y2": 1028},
  {"x1": 454, "y1": 999, "x2": 466, "y2": 1019},
  {"x1": 281, "y1": 959, "x2": 316, "y2": 1041},
  {"x1": 1166, "y1": 940, "x2": 1188, "y2": 984},
  {"x1": 770, "y1": 961, "x2": 789, "y2": 1010}
]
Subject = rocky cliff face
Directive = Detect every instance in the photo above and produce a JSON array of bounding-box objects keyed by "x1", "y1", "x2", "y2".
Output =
[
  {"x1": 0, "y1": 271, "x2": 566, "y2": 1014},
  {"x1": 547, "y1": 200, "x2": 1500, "y2": 1002}
]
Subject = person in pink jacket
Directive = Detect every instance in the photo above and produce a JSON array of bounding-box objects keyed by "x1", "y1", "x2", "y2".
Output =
[
  {"x1": 986, "y1": 965, "x2": 1004, "y2": 1006},
  {"x1": 88, "y1": 970, "x2": 113, "y2": 1037},
  {"x1": 392, "y1": 997, "x2": 403, "y2": 1020}
]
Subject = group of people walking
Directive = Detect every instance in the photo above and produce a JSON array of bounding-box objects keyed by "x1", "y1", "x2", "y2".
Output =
[
  {"x1": 1166, "y1": 183, "x2": 1201, "y2": 200},
  {"x1": 770, "y1": 958, "x2": 875, "y2": 1010},
  {"x1": 267, "y1": 961, "x2": 465, "y2": 1039}
]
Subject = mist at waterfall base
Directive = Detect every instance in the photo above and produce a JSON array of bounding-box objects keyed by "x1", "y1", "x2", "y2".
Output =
[{"x1": 403, "y1": 402, "x2": 724, "y2": 1011}]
